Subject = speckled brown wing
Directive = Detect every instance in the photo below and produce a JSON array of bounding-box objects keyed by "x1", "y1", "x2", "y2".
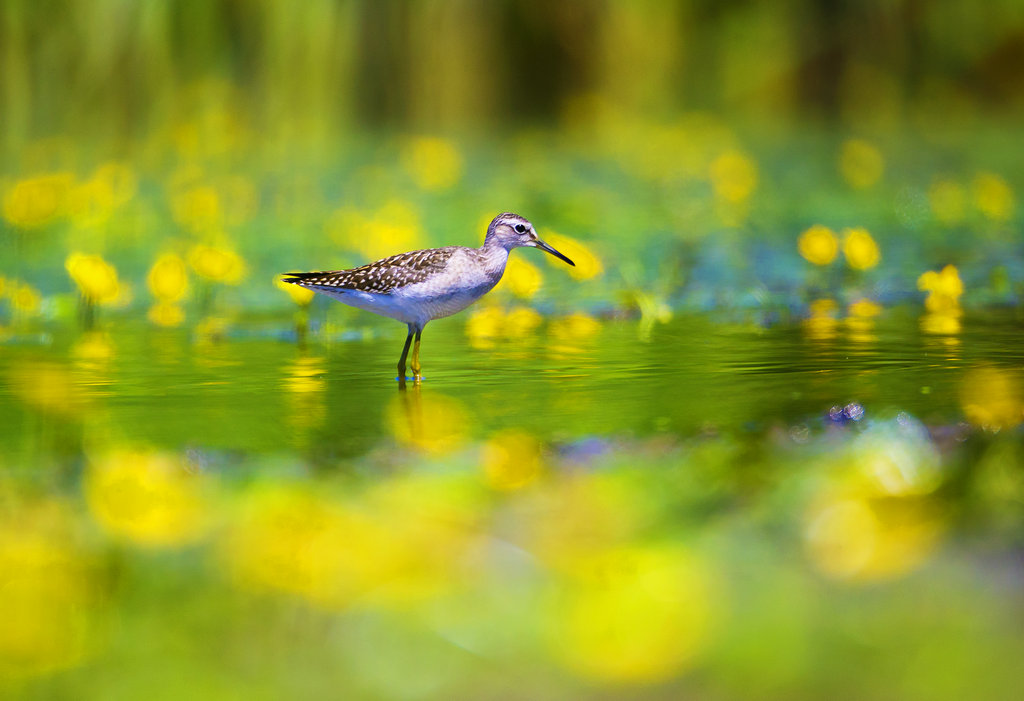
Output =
[{"x1": 282, "y1": 247, "x2": 460, "y2": 294}]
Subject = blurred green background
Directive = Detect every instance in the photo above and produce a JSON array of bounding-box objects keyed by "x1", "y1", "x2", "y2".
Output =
[{"x1": 2, "y1": 2, "x2": 1024, "y2": 700}]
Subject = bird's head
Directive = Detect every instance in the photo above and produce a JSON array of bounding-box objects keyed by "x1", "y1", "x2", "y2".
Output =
[{"x1": 485, "y1": 212, "x2": 575, "y2": 266}]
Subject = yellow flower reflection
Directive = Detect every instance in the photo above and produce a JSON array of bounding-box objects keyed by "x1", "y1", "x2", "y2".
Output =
[
  {"x1": 918, "y1": 264, "x2": 963, "y2": 336},
  {"x1": 6, "y1": 361, "x2": 88, "y2": 415},
  {"x1": 465, "y1": 305, "x2": 542, "y2": 350},
  {"x1": 839, "y1": 139, "x2": 884, "y2": 189},
  {"x1": 65, "y1": 252, "x2": 120, "y2": 304},
  {"x1": 0, "y1": 500, "x2": 100, "y2": 679},
  {"x1": 841, "y1": 227, "x2": 880, "y2": 270},
  {"x1": 960, "y1": 367, "x2": 1022, "y2": 431},
  {"x1": 147, "y1": 302, "x2": 185, "y2": 328},
  {"x1": 403, "y1": 137, "x2": 463, "y2": 191},
  {"x1": 538, "y1": 232, "x2": 602, "y2": 280},
  {"x1": 85, "y1": 449, "x2": 210, "y2": 547},
  {"x1": 798, "y1": 225, "x2": 838, "y2": 266},
  {"x1": 481, "y1": 430, "x2": 544, "y2": 490},
  {"x1": 972, "y1": 172, "x2": 1014, "y2": 222},
  {"x1": 804, "y1": 298, "x2": 838, "y2": 341},
  {"x1": 546, "y1": 544, "x2": 718, "y2": 683},
  {"x1": 387, "y1": 391, "x2": 469, "y2": 455}
]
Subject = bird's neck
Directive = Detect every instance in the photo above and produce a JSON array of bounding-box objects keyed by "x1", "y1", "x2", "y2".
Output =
[{"x1": 478, "y1": 237, "x2": 511, "y2": 279}]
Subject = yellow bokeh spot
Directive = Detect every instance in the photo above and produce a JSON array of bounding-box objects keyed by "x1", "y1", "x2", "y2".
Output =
[
  {"x1": 839, "y1": 139, "x2": 884, "y2": 189},
  {"x1": 171, "y1": 185, "x2": 223, "y2": 233},
  {"x1": 403, "y1": 136, "x2": 463, "y2": 191},
  {"x1": 0, "y1": 501, "x2": 99, "y2": 679},
  {"x1": 9, "y1": 281, "x2": 42, "y2": 315},
  {"x1": 482, "y1": 430, "x2": 544, "y2": 490},
  {"x1": 147, "y1": 302, "x2": 185, "y2": 327},
  {"x1": 84, "y1": 450, "x2": 210, "y2": 547},
  {"x1": 147, "y1": 253, "x2": 189, "y2": 302},
  {"x1": 804, "y1": 496, "x2": 941, "y2": 581},
  {"x1": 550, "y1": 313, "x2": 601, "y2": 343},
  {"x1": 917, "y1": 264, "x2": 962, "y2": 313},
  {"x1": 972, "y1": 172, "x2": 1015, "y2": 222},
  {"x1": 960, "y1": 367, "x2": 1023, "y2": 431},
  {"x1": 497, "y1": 257, "x2": 543, "y2": 299},
  {"x1": 540, "y1": 232, "x2": 602, "y2": 280},
  {"x1": 804, "y1": 298, "x2": 838, "y2": 340},
  {"x1": 330, "y1": 200, "x2": 425, "y2": 261},
  {"x1": 465, "y1": 305, "x2": 542, "y2": 349},
  {"x1": 66, "y1": 176, "x2": 115, "y2": 228},
  {"x1": 6, "y1": 361, "x2": 87, "y2": 415},
  {"x1": 65, "y1": 252, "x2": 120, "y2": 304},
  {"x1": 797, "y1": 225, "x2": 838, "y2": 266},
  {"x1": 848, "y1": 299, "x2": 882, "y2": 318},
  {"x1": 93, "y1": 161, "x2": 137, "y2": 208},
  {"x1": 387, "y1": 392, "x2": 468, "y2": 455},
  {"x1": 841, "y1": 227, "x2": 880, "y2": 270},
  {"x1": 188, "y1": 244, "x2": 246, "y2": 284},
  {"x1": 709, "y1": 149, "x2": 758, "y2": 203},
  {"x1": 275, "y1": 276, "x2": 315, "y2": 305},
  {"x1": 547, "y1": 545, "x2": 717, "y2": 683},
  {"x1": 2, "y1": 172, "x2": 74, "y2": 229},
  {"x1": 928, "y1": 179, "x2": 966, "y2": 225}
]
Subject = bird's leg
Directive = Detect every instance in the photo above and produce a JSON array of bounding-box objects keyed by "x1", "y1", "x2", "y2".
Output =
[
  {"x1": 411, "y1": 328, "x2": 423, "y2": 381},
  {"x1": 397, "y1": 326, "x2": 414, "y2": 387}
]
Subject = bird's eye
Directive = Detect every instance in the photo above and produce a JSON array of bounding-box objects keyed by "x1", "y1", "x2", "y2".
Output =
[{"x1": 514, "y1": 224, "x2": 527, "y2": 233}]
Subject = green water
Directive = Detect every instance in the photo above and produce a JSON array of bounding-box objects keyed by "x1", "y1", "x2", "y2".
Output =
[{"x1": 3, "y1": 310, "x2": 1024, "y2": 700}]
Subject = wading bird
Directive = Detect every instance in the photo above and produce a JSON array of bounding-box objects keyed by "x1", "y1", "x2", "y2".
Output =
[{"x1": 282, "y1": 213, "x2": 575, "y2": 384}]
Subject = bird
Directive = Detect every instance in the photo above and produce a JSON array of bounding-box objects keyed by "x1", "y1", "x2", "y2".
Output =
[{"x1": 281, "y1": 212, "x2": 575, "y2": 384}]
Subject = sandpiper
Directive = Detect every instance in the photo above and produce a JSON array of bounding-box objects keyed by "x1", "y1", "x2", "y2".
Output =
[{"x1": 282, "y1": 213, "x2": 575, "y2": 383}]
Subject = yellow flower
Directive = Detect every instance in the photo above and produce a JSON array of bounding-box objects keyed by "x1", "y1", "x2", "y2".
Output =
[
  {"x1": 505, "y1": 306, "x2": 543, "y2": 337},
  {"x1": 2, "y1": 173, "x2": 74, "y2": 229},
  {"x1": 838, "y1": 139, "x2": 884, "y2": 189},
  {"x1": 358, "y1": 200, "x2": 425, "y2": 261},
  {"x1": 841, "y1": 227, "x2": 880, "y2": 270},
  {"x1": 917, "y1": 264, "x2": 963, "y2": 312},
  {"x1": 798, "y1": 225, "x2": 838, "y2": 265},
  {"x1": 928, "y1": 179, "x2": 966, "y2": 225},
  {"x1": 546, "y1": 545, "x2": 717, "y2": 683},
  {"x1": 403, "y1": 137, "x2": 463, "y2": 191},
  {"x1": 147, "y1": 253, "x2": 189, "y2": 302},
  {"x1": 972, "y1": 172, "x2": 1014, "y2": 222},
  {"x1": 84, "y1": 449, "x2": 210, "y2": 547},
  {"x1": 188, "y1": 244, "x2": 245, "y2": 284},
  {"x1": 497, "y1": 258, "x2": 543, "y2": 299},
  {"x1": 709, "y1": 149, "x2": 758, "y2": 203},
  {"x1": 275, "y1": 276, "x2": 315, "y2": 305},
  {"x1": 65, "y1": 252, "x2": 120, "y2": 304},
  {"x1": 147, "y1": 302, "x2": 185, "y2": 327},
  {"x1": 540, "y1": 232, "x2": 603, "y2": 280},
  {"x1": 482, "y1": 430, "x2": 544, "y2": 490}
]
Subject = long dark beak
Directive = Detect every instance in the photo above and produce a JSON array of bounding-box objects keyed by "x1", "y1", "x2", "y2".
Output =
[{"x1": 534, "y1": 239, "x2": 575, "y2": 267}]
